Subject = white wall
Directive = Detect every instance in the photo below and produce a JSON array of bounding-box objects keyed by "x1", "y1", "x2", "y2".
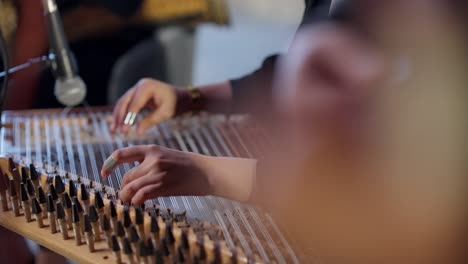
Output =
[{"x1": 192, "y1": 0, "x2": 304, "y2": 84}]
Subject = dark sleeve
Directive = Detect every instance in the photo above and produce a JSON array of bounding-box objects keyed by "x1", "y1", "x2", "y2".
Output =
[{"x1": 229, "y1": 0, "x2": 334, "y2": 113}]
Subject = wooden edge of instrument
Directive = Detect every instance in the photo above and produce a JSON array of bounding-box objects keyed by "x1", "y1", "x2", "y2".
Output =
[
  {"x1": 0, "y1": 157, "x2": 253, "y2": 264},
  {"x1": 0, "y1": 158, "x2": 114, "y2": 264},
  {"x1": 0, "y1": 210, "x2": 115, "y2": 264}
]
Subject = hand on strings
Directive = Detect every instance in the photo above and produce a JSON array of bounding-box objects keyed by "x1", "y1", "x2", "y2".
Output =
[
  {"x1": 100, "y1": 145, "x2": 213, "y2": 205},
  {"x1": 110, "y1": 78, "x2": 191, "y2": 135},
  {"x1": 101, "y1": 145, "x2": 257, "y2": 204}
]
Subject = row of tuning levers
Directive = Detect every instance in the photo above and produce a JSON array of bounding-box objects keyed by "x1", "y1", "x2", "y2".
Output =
[{"x1": 0, "y1": 160, "x2": 247, "y2": 264}]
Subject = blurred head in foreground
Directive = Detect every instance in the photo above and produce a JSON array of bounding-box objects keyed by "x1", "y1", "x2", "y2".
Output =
[{"x1": 259, "y1": 1, "x2": 468, "y2": 263}]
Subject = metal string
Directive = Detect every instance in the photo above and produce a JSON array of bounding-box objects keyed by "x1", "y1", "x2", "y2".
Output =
[
  {"x1": 182, "y1": 116, "x2": 257, "y2": 258},
  {"x1": 207, "y1": 116, "x2": 276, "y2": 262},
  {"x1": 85, "y1": 111, "x2": 120, "y2": 194},
  {"x1": 227, "y1": 118, "x2": 299, "y2": 264},
  {"x1": 165, "y1": 119, "x2": 214, "y2": 222},
  {"x1": 2, "y1": 109, "x2": 297, "y2": 263}
]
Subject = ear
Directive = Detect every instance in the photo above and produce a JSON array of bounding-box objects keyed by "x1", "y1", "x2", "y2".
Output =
[{"x1": 273, "y1": 23, "x2": 384, "y2": 143}]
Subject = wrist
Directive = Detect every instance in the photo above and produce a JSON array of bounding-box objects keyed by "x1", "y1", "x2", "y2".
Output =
[
  {"x1": 193, "y1": 154, "x2": 257, "y2": 202},
  {"x1": 175, "y1": 86, "x2": 205, "y2": 115}
]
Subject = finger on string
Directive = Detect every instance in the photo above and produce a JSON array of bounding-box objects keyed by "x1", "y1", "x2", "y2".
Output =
[
  {"x1": 101, "y1": 147, "x2": 146, "y2": 178},
  {"x1": 137, "y1": 107, "x2": 171, "y2": 136},
  {"x1": 131, "y1": 179, "x2": 193, "y2": 205},
  {"x1": 120, "y1": 173, "x2": 163, "y2": 203},
  {"x1": 130, "y1": 183, "x2": 163, "y2": 205},
  {"x1": 121, "y1": 161, "x2": 155, "y2": 187},
  {"x1": 111, "y1": 88, "x2": 136, "y2": 133},
  {"x1": 121, "y1": 85, "x2": 153, "y2": 134},
  {"x1": 136, "y1": 100, "x2": 175, "y2": 135}
]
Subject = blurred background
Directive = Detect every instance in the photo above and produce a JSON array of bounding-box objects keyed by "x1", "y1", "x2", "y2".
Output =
[
  {"x1": 0, "y1": 0, "x2": 304, "y2": 109},
  {"x1": 192, "y1": 0, "x2": 303, "y2": 85}
]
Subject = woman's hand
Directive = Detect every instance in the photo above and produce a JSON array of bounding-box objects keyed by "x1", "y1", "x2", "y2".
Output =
[
  {"x1": 110, "y1": 78, "x2": 190, "y2": 135},
  {"x1": 101, "y1": 145, "x2": 257, "y2": 204}
]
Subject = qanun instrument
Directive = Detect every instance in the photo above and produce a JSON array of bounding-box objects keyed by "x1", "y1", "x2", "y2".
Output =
[{"x1": 0, "y1": 107, "x2": 301, "y2": 264}]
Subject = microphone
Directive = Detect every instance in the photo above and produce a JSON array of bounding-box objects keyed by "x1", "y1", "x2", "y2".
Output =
[{"x1": 42, "y1": 0, "x2": 86, "y2": 107}]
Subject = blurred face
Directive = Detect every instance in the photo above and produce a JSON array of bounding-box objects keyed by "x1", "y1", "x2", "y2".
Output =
[{"x1": 259, "y1": 1, "x2": 468, "y2": 263}]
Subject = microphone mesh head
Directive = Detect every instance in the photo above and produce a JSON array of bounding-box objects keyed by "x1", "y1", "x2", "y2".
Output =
[{"x1": 54, "y1": 77, "x2": 87, "y2": 107}]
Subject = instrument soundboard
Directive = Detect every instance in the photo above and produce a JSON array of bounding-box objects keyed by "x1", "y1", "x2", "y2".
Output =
[{"x1": 0, "y1": 108, "x2": 301, "y2": 264}]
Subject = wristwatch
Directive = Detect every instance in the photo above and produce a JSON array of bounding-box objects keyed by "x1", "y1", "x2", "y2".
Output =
[{"x1": 188, "y1": 86, "x2": 203, "y2": 114}]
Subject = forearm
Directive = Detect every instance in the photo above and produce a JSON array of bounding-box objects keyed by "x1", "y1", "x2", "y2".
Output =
[
  {"x1": 197, "y1": 81, "x2": 233, "y2": 113},
  {"x1": 193, "y1": 154, "x2": 257, "y2": 202}
]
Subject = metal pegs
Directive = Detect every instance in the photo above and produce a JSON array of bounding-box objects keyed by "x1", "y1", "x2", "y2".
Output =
[
  {"x1": 20, "y1": 167, "x2": 29, "y2": 184},
  {"x1": 29, "y1": 164, "x2": 39, "y2": 194},
  {"x1": 129, "y1": 225, "x2": 140, "y2": 262},
  {"x1": 101, "y1": 214, "x2": 112, "y2": 249},
  {"x1": 37, "y1": 186, "x2": 47, "y2": 219},
  {"x1": 0, "y1": 169, "x2": 9, "y2": 212},
  {"x1": 94, "y1": 190, "x2": 105, "y2": 224},
  {"x1": 26, "y1": 179, "x2": 35, "y2": 196},
  {"x1": 174, "y1": 210, "x2": 187, "y2": 224},
  {"x1": 20, "y1": 183, "x2": 32, "y2": 222},
  {"x1": 71, "y1": 203, "x2": 82, "y2": 246},
  {"x1": 72, "y1": 196, "x2": 84, "y2": 214},
  {"x1": 84, "y1": 215, "x2": 95, "y2": 253},
  {"x1": 109, "y1": 201, "x2": 118, "y2": 230},
  {"x1": 47, "y1": 194, "x2": 57, "y2": 234},
  {"x1": 181, "y1": 231, "x2": 190, "y2": 251},
  {"x1": 165, "y1": 221, "x2": 175, "y2": 245},
  {"x1": 11, "y1": 168, "x2": 21, "y2": 197},
  {"x1": 213, "y1": 241, "x2": 222, "y2": 264},
  {"x1": 68, "y1": 180, "x2": 77, "y2": 198},
  {"x1": 72, "y1": 196, "x2": 85, "y2": 234},
  {"x1": 147, "y1": 239, "x2": 157, "y2": 264},
  {"x1": 155, "y1": 250, "x2": 164, "y2": 264},
  {"x1": 129, "y1": 225, "x2": 140, "y2": 243},
  {"x1": 197, "y1": 238, "x2": 207, "y2": 261},
  {"x1": 135, "y1": 207, "x2": 145, "y2": 239},
  {"x1": 88, "y1": 205, "x2": 101, "y2": 241},
  {"x1": 62, "y1": 192, "x2": 73, "y2": 230},
  {"x1": 123, "y1": 207, "x2": 132, "y2": 234},
  {"x1": 8, "y1": 157, "x2": 16, "y2": 172},
  {"x1": 177, "y1": 246, "x2": 185, "y2": 264},
  {"x1": 139, "y1": 240, "x2": 149, "y2": 264},
  {"x1": 150, "y1": 215, "x2": 160, "y2": 247},
  {"x1": 94, "y1": 190, "x2": 104, "y2": 210},
  {"x1": 79, "y1": 183, "x2": 89, "y2": 212},
  {"x1": 122, "y1": 238, "x2": 134, "y2": 264},
  {"x1": 31, "y1": 197, "x2": 44, "y2": 228},
  {"x1": 160, "y1": 238, "x2": 171, "y2": 263},
  {"x1": 56, "y1": 202, "x2": 69, "y2": 240},
  {"x1": 111, "y1": 235, "x2": 122, "y2": 264},
  {"x1": 29, "y1": 164, "x2": 39, "y2": 180},
  {"x1": 116, "y1": 221, "x2": 126, "y2": 248},
  {"x1": 180, "y1": 231, "x2": 191, "y2": 261},
  {"x1": 48, "y1": 183, "x2": 58, "y2": 201},
  {"x1": 54, "y1": 175, "x2": 65, "y2": 197}
]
